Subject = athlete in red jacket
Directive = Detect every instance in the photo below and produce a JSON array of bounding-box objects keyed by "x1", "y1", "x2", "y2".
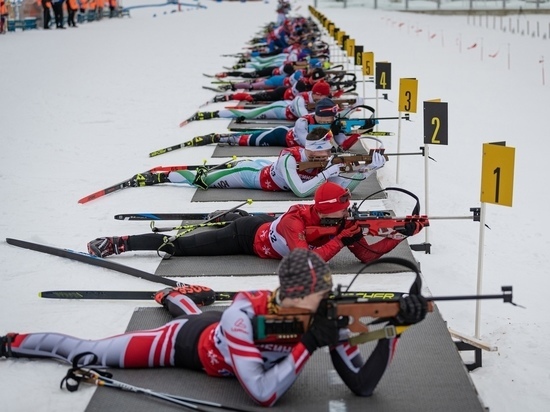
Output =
[
  {"x1": 86, "y1": 181, "x2": 425, "y2": 261},
  {"x1": 1, "y1": 249, "x2": 428, "y2": 406}
]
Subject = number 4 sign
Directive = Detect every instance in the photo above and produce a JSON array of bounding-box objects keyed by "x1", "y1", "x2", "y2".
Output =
[{"x1": 480, "y1": 142, "x2": 515, "y2": 207}]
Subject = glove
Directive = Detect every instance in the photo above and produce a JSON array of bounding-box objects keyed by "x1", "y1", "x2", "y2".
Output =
[
  {"x1": 359, "y1": 151, "x2": 386, "y2": 173},
  {"x1": 301, "y1": 314, "x2": 340, "y2": 353},
  {"x1": 394, "y1": 295, "x2": 428, "y2": 325},
  {"x1": 396, "y1": 220, "x2": 425, "y2": 237},
  {"x1": 337, "y1": 222, "x2": 363, "y2": 246},
  {"x1": 321, "y1": 164, "x2": 341, "y2": 180},
  {"x1": 340, "y1": 134, "x2": 359, "y2": 151},
  {"x1": 330, "y1": 119, "x2": 343, "y2": 135}
]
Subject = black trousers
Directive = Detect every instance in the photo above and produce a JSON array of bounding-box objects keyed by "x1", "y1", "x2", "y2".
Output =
[
  {"x1": 128, "y1": 215, "x2": 275, "y2": 257},
  {"x1": 43, "y1": 6, "x2": 51, "y2": 28},
  {"x1": 52, "y1": 2, "x2": 63, "y2": 28},
  {"x1": 67, "y1": 7, "x2": 76, "y2": 26}
]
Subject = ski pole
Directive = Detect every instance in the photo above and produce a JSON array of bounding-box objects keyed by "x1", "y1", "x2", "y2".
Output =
[
  {"x1": 150, "y1": 221, "x2": 230, "y2": 233},
  {"x1": 78, "y1": 369, "x2": 253, "y2": 412}
]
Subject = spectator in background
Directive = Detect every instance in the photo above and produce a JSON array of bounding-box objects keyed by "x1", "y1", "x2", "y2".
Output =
[
  {"x1": 41, "y1": 0, "x2": 52, "y2": 29},
  {"x1": 67, "y1": 0, "x2": 77, "y2": 27},
  {"x1": 109, "y1": 0, "x2": 117, "y2": 18},
  {"x1": 0, "y1": 0, "x2": 7, "y2": 34},
  {"x1": 51, "y1": 0, "x2": 65, "y2": 29},
  {"x1": 79, "y1": 0, "x2": 88, "y2": 19},
  {"x1": 96, "y1": 0, "x2": 104, "y2": 20}
]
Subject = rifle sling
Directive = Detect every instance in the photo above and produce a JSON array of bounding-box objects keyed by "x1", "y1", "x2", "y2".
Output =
[{"x1": 348, "y1": 325, "x2": 410, "y2": 345}]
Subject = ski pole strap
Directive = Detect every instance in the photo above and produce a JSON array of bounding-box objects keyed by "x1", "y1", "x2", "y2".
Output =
[
  {"x1": 348, "y1": 325, "x2": 410, "y2": 346},
  {"x1": 60, "y1": 352, "x2": 112, "y2": 393}
]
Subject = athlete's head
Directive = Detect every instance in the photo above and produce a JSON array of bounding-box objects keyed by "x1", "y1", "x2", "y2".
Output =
[
  {"x1": 277, "y1": 248, "x2": 333, "y2": 311},
  {"x1": 314, "y1": 181, "x2": 351, "y2": 217},
  {"x1": 304, "y1": 127, "x2": 333, "y2": 161},
  {"x1": 314, "y1": 98, "x2": 338, "y2": 124}
]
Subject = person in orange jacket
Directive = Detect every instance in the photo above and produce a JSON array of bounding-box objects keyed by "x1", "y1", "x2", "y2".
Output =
[
  {"x1": 96, "y1": 0, "x2": 104, "y2": 20},
  {"x1": 41, "y1": 0, "x2": 53, "y2": 29},
  {"x1": 0, "y1": 0, "x2": 7, "y2": 34},
  {"x1": 67, "y1": 0, "x2": 77, "y2": 27},
  {"x1": 108, "y1": 0, "x2": 116, "y2": 18}
]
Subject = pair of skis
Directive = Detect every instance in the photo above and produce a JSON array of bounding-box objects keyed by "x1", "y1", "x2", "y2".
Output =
[
  {"x1": 78, "y1": 158, "x2": 238, "y2": 204},
  {"x1": 5, "y1": 237, "x2": 397, "y2": 302}
]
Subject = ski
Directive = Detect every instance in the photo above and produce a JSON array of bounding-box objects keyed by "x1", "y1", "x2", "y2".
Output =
[
  {"x1": 361, "y1": 131, "x2": 395, "y2": 137},
  {"x1": 148, "y1": 133, "x2": 240, "y2": 157},
  {"x1": 5, "y1": 238, "x2": 179, "y2": 287},
  {"x1": 202, "y1": 85, "x2": 229, "y2": 93},
  {"x1": 114, "y1": 212, "x2": 282, "y2": 221},
  {"x1": 39, "y1": 289, "x2": 403, "y2": 301},
  {"x1": 78, "y1": 165, "x2": 188, "y2": 204}
]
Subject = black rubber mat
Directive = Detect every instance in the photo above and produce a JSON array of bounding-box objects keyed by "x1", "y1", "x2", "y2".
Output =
[
  {"x1": 154, "y1": 239, "x2": 417, "y2": 277},
  {"x1": 85, "y1": 305, "x2": 485, "y2": 412},
  {"x1": 227, "y1": 118, "x2": 295, "y2": 131},
  {"x1": 191, "y1": 172, "x2": 386, "y2": 202}
]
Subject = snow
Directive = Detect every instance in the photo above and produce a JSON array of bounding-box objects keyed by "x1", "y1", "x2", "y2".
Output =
[{"x1": 1, "y1": 1, "x2": 549, "y2": 411}]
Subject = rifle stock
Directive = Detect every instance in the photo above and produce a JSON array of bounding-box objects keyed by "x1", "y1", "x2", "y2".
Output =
[
  {"x1": 305, "y1": 215, "x2": 430, "y2": 241},
  {"x1": 252, "y1": 286, "x2": 514, "y2": 342},
  {"x1": 298, "y1": 152, "x2": 389, "y2": 172}
]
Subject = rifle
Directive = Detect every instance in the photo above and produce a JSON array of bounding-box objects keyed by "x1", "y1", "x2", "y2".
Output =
[
  {"x1": 304, "y1": 188, "x2": 480, "y2": 241},
  {"x1": 252, "y1": 258, "x2": 519, "y2": 345},
  {"x1": 303, "y1": 187, "x2": 423, "y2": 241},
  {"x1": 298, "y1": 149, "x2": 390, "y2": 172}
]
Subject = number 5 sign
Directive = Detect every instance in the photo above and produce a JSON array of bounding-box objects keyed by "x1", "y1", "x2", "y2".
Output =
[{"x1": 480, "y1": 142, "x2": 515, "y2": 207}]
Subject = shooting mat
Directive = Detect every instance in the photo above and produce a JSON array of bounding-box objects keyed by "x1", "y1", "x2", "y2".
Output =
[
  {"x1": 154, "y1": 238, "x2": 417, "y2": 277},
  {"x1": 191, "y1": 172, "x2": 386, "y2": 202},
  {"x1": 85, "y1": 305, "x2": 484, "y2": 412}
]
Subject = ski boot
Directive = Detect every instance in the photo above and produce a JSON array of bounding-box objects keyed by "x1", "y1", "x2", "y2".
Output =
[
  {"x1": 183, "y1": 133, "x2": 221, "y2": 147},
  {"x1": 154, "y1": 285, "x2": 216, "y2": 307},
  {"x1": 213, "y1": 94, "x2": 232, "y2": 103},
  {"x1": 193, "y1": 166, "x2": 209, "y2": 190},
  {"x1": 87, "y1": 236, "x2": 129, "y2": 258},
  {"x1": 217, "y1": 84, "x2": 235, "y2": 92},
  {"x1": 190, "y1": 111, "x2": 220, "y2": 121},
  {"x1": 132, "y1": 172, "x2": 169, "y2": 187},
  {"x1": 0, "y1": 333, "x2": 17, "y2": 358}
]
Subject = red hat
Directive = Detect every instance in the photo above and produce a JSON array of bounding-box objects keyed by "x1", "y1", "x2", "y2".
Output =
[
  {"x1": 314, "y1": 182, "x2": 351, "y2": 214},
  {"x1": 312, "y1": 81, "x2": 331, "y2": 97}
]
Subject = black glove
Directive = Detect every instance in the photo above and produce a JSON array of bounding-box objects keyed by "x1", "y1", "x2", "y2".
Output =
[
  {"x1": 337, "y1": 222, "x2": 363, "y2": 246},
  {"x1": 330, "y1": 119, "x2": 343, "y2": 135},
  {"x1": 396, "y1": 221, "x2": 425, "y2": 237},
  {"x1": 394, "y1": 295, "x2": 428, "y2": 325},
  {"x1": 301, "y1": 314, "x2": 340, "y2": 353}
]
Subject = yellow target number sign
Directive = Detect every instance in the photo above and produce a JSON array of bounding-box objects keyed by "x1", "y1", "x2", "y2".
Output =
[{"x1": 480, "y1": 142, "x2": 515, "y2": 207}]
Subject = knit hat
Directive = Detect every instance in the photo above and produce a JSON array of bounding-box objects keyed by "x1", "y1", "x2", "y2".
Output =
[
  {"x1": 278, "y1": 248, "x2": 333, "y2": 299},
  {"x1": 283, "y1": 63, "x2": 295, "y2": 75},
  {"x1": 314, "y1": 182, "x2": 351, "y2": 214},
  {"x1": 315, "y1": 98, "x2": 337, "y2": 117},
  {"x1": 310, "y1": 68, "x2": 326, "y2": 82},
  {"x1": 312, "y1": 81, "x2": 331, "y2": 97}
]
